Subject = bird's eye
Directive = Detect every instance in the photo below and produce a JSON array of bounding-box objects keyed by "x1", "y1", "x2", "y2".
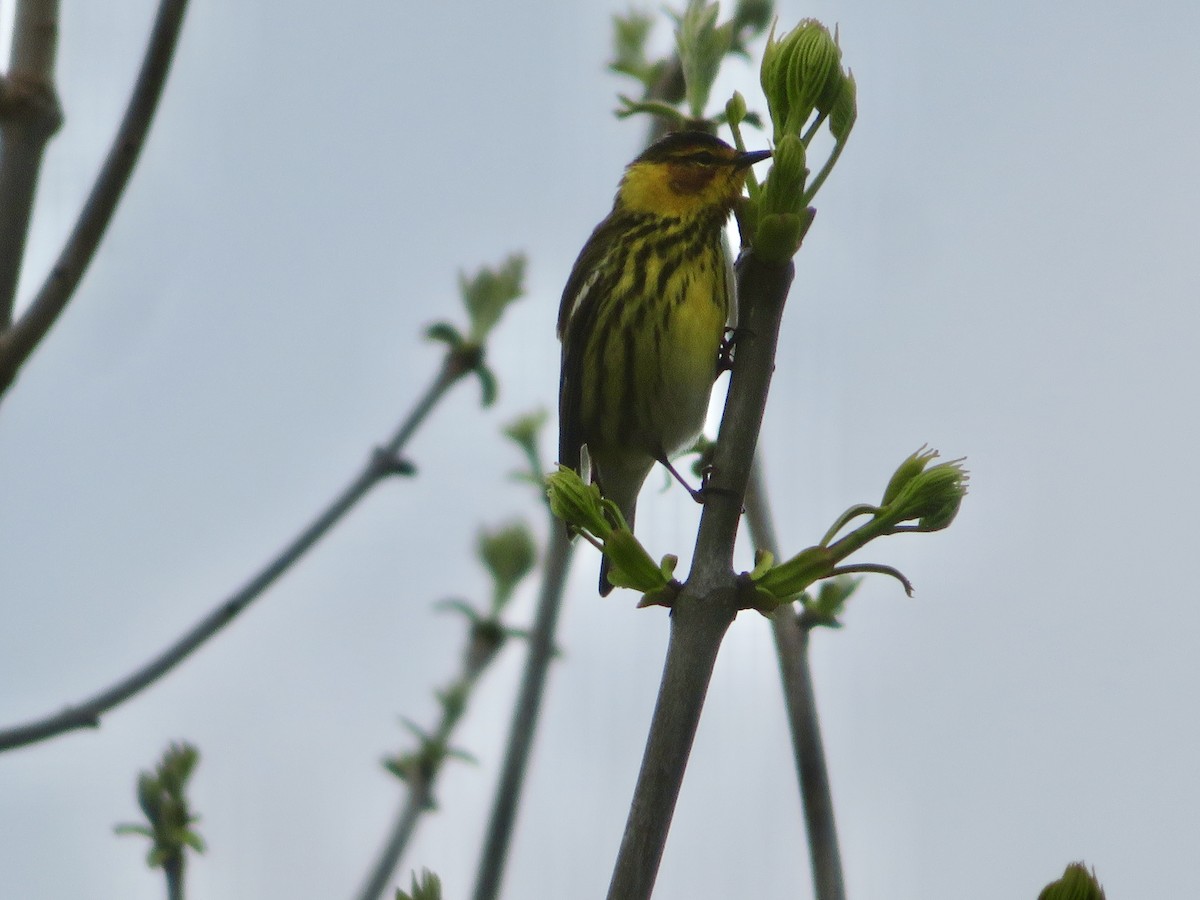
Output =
[{"x1": 689, "y1": 152, "x2": 720, "y2": 167}]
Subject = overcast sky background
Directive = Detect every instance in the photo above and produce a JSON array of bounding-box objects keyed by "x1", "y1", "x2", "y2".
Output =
[{"x1": 2, "y1": 1, "x2": 1198, "y2": 898}]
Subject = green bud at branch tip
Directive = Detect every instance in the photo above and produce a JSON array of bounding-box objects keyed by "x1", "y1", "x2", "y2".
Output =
[
  {"x1": 881, "y1": 450, "x2": 969, "y2": 532},
  {"x1": 1037, "y1": 862, "x2": 1106, "y2": 900},
  {"x1": 477, "y1": 521, "x2": 537, "y2": 608},
  {"x1": 760, "y1": 18, "x2": 843, "y2": 142}
]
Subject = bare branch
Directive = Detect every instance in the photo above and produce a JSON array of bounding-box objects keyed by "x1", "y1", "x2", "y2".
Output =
[
  {"x1": 0, "y1": 355, "x2": 464, "y2": 752},
  {"x1": 745, "y1": 457, "x2": 846, "y2": 900},
  {"x1": 0, "y1": 0, "x2": 189, "y2": 399},
  {"x1": 355, "y1": 786, "x2": 428, "y2": 900},
  {"x1": 470, "y1": 523, "x2": 574, "y2": 900},
  {"x1": 605, "y1": 255, "x2": 795, "y2": 900}
]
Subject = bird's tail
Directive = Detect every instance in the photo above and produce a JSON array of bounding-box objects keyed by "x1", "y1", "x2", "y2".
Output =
[
  {"x1": 590, "y1": 450, "x2": 654, "y2": 596},
  {"x1": 598, "y1": 489, "x2": 638, "y2": 597}
]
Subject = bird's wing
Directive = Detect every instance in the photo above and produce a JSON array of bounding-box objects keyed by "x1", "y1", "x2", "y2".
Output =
[{"x1": 557, "y1": 216, "x2": 622, "y2": 474}]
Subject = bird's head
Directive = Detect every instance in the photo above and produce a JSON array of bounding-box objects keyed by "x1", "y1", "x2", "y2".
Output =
[{"x1": 615, "y1": 131, "x2": 771, "y2": 220}]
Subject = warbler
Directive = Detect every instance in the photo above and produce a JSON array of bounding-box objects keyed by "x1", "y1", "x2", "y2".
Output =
[{"x1": 557, "y1": 131, "x2": 770, "y2": 595}]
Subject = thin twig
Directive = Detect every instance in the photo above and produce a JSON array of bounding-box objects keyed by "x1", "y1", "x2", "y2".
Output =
[
  {"x1": 470, "y1": 523, "x2": 574, "y2": 900},
  {"x1": 0, "y1": 0, "x2": 62, "y2": 328},
  {"x1": 164, "y1": 858, "x2": 185, "y2": 900},
  {"x1": 0, "y1": 0, "x2": 189, "y2": 399},
  {"x1": 744, "y1": 455, "x2": 846, "y2": 900},
  {"x1": 355, "y1": 595, "x2": 507, "y2": 900},
  {"x1": 0, "y1": 354, "x2": 467, "y2": 752},
  {"x1": 355, "y1": 786, "x2": 428, "y2": 900},
  {"x1": 606, "y1": 255, "x2": 795, "y2": 900}
]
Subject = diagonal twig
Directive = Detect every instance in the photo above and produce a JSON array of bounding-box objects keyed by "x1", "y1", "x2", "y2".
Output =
[{"x1": 0, "y1": 351, "x2": 469, "y2": 752}]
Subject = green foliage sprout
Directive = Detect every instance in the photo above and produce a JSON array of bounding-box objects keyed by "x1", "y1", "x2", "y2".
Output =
[
  {"x1": 546, "y1": 466, "x2": 680, "y2": 606},
  {"x1": 749, "y1": 18, "x2": 858, "y2": 260},
  {"x1": 612, "y1": 0, "x2": 772, "y2": 130},
  {"x1": 396, "y1": 868, "x2": 443, "y2": 900},
  {"x1": 1038, "y1": 863, "x2": 1107, "y2": 900},
  {"x1": 425, "y1": 253, "x2": 527, "y2": 406},
  {"x1": 748, "y1": 448, "x2": 968, "y2": 614},
  {"x1": 115, "y1": 742, "x2": 205, "y2": 873}
]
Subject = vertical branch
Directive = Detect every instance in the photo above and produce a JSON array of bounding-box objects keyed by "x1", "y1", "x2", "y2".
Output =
[
  {"x1": 604, "y1": 594, "x2": 736, "y2": 900},
  {"x1": 163, "y1": 858, "x2": 185, "y2": 900},
  {"x1": 605, "y1": 254, "x2": 795, "y2": 900},
  {"x1": 355, "y1": 788, "x2": 427, "y2": 900},
  {"x1": 0, "y1": 0, "x2": 62, "y2": 327},
  {"x1": 744, "y1": 457, "x2": 846, "y2": 900},
  {"x1": 690, "y1": 255, "x2": 795, "y2": 583},
  {"x1": 0, "y1": 0, "x2": 189, "y2": 399},
  {"x1": 470, "y1": 524, "x2": 574, "y2": 900}
]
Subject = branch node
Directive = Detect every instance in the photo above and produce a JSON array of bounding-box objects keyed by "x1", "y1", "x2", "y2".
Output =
[
  {"x1": 371, "y1": 447, "x2": 417, "y2": 478},
  {"x1": 0, "y1": 79, "x2": 63, "y2": 138}
]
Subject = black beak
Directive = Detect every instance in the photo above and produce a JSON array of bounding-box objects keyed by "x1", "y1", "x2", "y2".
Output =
[{"x1": 734, "y1": 148, "x2": 772, "y2": 168}]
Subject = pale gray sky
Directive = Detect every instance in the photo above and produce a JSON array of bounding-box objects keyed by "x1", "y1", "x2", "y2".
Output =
[{"x1": 3, "y1": 1, "x2": 1198, "y2": 898}]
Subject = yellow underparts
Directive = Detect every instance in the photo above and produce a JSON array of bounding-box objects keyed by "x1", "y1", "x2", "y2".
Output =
[{"x1": 582, "y1": 241, "x2": 728, "y2": 460}]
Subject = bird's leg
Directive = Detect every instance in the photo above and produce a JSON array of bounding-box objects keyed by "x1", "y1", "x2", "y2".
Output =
[
  {"x1": 656, "y1": 453, "x2": 705, "y2": 504},
  {"x1": 717, "y1": 326, "x2": 754, "y2": 374}
]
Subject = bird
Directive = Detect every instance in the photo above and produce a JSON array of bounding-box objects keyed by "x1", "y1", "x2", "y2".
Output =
[{"x1": 557, "y1": 130, "x2": 770, "y2": 594}]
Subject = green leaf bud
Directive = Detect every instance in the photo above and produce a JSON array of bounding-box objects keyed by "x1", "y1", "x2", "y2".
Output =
[
  {"x1": 675, "y1": 0, "x2": 732, "y2": 120},
  {"x1": 759, "y1": 133, "x2": 808, "y2": 218},
  {"x1": 915, "y1": 464, "x2": 968, "y2": 531},
  {"x1": 749, "y1": 548, "x2": 775, "y2": 580},
  {"x1": 545, "y1": 466, "x2": 614, "y2": 540},
  {"x1": 754, "y1": 545, "x2": 835, "y2": 601},
  {"x1": 725, "y1": 90, "x2": 747, "y2": 128},
  {"x1": 829, "y1": 69, "x2": 857, "y2": 141},
  {"x1": 1037, "y1": 863, "x2": 1106, "y2": 900},
  {"x1": 477, "y1": 521, "x2": 536, "y2": 606},
  {"x1": 752, "y1": 208, "x2": 815, "y2": 263},
  {"x1": 181, "y1": 830, "x2": 207, "y2": 854},
  {"x1": 761, "y1": 19, "x2": 843, "y2": 140},
  {"x1": 460, "y1": 254, "x2": 526, "y2": 343},
  {"x1": 135, "y1": 773, "x2": 161, "y2": 820},
  {"x1": 610, "y1": 10, "x2": 657, "y2": 84},
  {"x1": 881, "y1": 446, "x2": 939, "y2": 507},
  {"x1": 117, "y1": 742, "x2": 204, "y2": 871},
  {"x1": 397, "y1": 869, "x2": 444, "y2": 900},
  {"x1": 437, "y1": 681, "x2": 470, "y2": 720},
  {"x1": 604, "y1": 530, "x2": 670, "y2": 594},
  {"x1": 883, "y1": 451, "x2": 969, "y2": 531},
  {"x1": 424, "y1": 322, "x2": 463, "y2": 349},
  {"x1": 813, "y1": 575, "x2": 860, "y2": 617}
]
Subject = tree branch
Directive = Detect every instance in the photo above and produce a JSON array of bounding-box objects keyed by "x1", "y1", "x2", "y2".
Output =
[
  {"x1": 355, "y1": 784, "x2": 428, "y2": 900},
  {"x1": 744, "y1": 456, "x2": 846, "y2": 900},
  {"x1": 605, "y1": 253, "x2": 795, "y2": 900},
  {"x1": 0, "y1": 0, "x2": 189, "y2": 400},
  {"x1": 0, "y1": 353, "x2": 466, "y2": 752},
  {"x1": 0, "y1": 0, "x2": 62, "y2": 328},
  {"x1": 470, "y1": 522, "x2": 574, "y2": 900}
]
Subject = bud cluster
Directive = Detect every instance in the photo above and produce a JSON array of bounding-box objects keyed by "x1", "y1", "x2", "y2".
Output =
[
  {"x1": 751, "y1": 19, "x2": 857, "y2": 260},
  {"x1": 747, "y1": 448, "x2": 968, "y2": 614},
  {"x1": 760, "y1": 19, "x2": 851, "y2": 143}
]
